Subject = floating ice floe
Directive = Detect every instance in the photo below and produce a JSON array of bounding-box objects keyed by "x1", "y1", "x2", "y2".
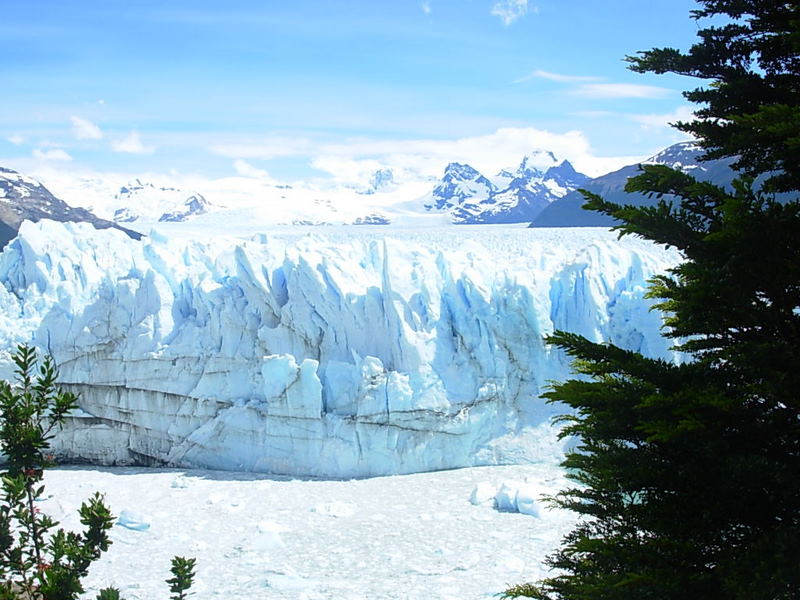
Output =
[
  {"x1": 117, "y1": 509, "x2": 151, "y2": 531},
  {"x1": 470, "y1": 480, "x2": 544, "y2": 517}
]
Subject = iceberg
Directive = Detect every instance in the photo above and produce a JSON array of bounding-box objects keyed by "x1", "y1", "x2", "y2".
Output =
[{"x1": 0, "y1": 221, "x2": 681, "y2": 477}]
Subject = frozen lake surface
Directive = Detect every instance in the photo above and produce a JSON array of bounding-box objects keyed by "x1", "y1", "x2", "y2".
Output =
[{"x1": 42, "y1": 463, "x2": 576, "y2": 599}]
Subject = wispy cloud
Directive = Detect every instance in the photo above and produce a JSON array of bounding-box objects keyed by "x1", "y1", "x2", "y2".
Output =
[
  {"x1": 7, "y1": 134, "x2": 24, "y2": 145},
  {"x1": 210, "y1": 137, "x2": 314, "y2": 160},
  {"x1": 70, "y1": 116, "x2": 104, "y2": 140},
  {"x1": 111, "y1": 131, "x2": 155, "y2": 154},
  {"x1": 573, "y1": 83, "x2": 672, "y2": 99},
  {"x1": 421, "y1": 2, "x2": 431, "y2": 15},
  {"x1": 33, "y1": 148, "x2": 72, "y2": 161},
  {"x1": 233, "y1": 159, "x2": 271, "y2": 179},
  {"x1": 629, "y1": 105, "x2": 695, "y2": 129},
  {"x1": 515, "y1": 69, "x2": 602, "y2": 84},
  {"x1": 571, "y1": 110, "x2": 617, "y2": 118},
  {"x1": 491, "y1": 0, "x2": 529, "y2": 26}
]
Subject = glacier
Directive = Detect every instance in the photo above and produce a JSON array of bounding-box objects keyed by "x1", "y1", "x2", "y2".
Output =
[{"x1": 0, "y1": 221, "x2": 681, "y2": 477}]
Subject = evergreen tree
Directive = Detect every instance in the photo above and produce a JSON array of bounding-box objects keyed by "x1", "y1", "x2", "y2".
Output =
[
  {"x1": 627, "y1": 0, "x2": 800, "y2": 192},
  {"x1": 504, "y1": 2, "x2": 800, "y2": 598}
]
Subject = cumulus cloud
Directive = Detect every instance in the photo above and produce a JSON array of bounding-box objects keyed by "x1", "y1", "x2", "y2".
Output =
[
  {"x1": 573, "y1": 83, "x2": 672, "y2": 99},
  {"x1": 208, "y1": 126, "x2": 648, "y2": 182},
  {"x1": 70, "y1": 116, "x2": 104, "y2": 140},
  {"x1": 7, "y1": 134, "x2": 24, "y2": 145},
  {"x1": 491, "y1": 0, "x2": 529, "y2": 25},
  {"x1": 111, "y1": 131, "x2": 155, "y2": 154},
  {"x1": 33, "y1": 148, "x2": 72, "y2": 161}
]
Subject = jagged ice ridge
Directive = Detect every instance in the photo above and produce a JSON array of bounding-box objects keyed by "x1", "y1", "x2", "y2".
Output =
[{"x1": 0, "y1": 221, "x2": 681, "y2": 477}]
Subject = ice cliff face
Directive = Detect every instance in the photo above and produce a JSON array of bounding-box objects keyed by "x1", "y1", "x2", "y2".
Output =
[{"x1": 0, "y1": 221, "x2": 681, "y2": 477}]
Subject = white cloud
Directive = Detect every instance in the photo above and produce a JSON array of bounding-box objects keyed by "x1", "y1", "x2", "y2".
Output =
[
  {"x1": 515, "y1": 69, "x2": 602, "y2": 84},
  {"x1": 573, "y1": 83, "x2": 672, "y2": 99},
  {"x1": 7, "y1": 134, "x2": 24, "y2": 145},
  {"x1": 233, "y1": 159, "x2": 271, "y2": 179},
  {"x1": 70, "y1": 116, "x2": 104, "y2": 140},
  {"x1": 491, "y1": 0, "x2": 528, "y2": 25},
  {"x1": 332, "y1": 128, "x2": 638, "y2": 179},
  {"x1": 421, "y1": 2, "x2": 431, "y2": 15},
  {"x1": 208, "y1": 126, "x2": 650, "y2": 182},
  {"x1": 32, "y1": 148, "x2": 72, "y2": 161},
  {"x1": 310, "y1": 156, "x2": 388, "y2": 186},
  {"x1": 111, "y1": 131, "x2": 155, "y2": 154},
  {"x1": 210, "y1": 137, "x2": 313, "y2": 160}
]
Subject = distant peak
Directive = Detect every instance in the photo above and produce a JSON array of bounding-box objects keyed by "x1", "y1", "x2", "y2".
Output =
[
  {"x1": 443, "y1": 162, "x2": 483, "y2": 180},
  {"x1": 544, "y1": 159, "x2": 578, "y2": 176},
  {"x1": 370, "y1": 168, "x2": 394, "y2": 191},
  {"x1": 644, "y1": 141, "x2": 703, "y2": 166},
  {"x1": 517, "y1": 150, "x2": 559, "y2": 176}
]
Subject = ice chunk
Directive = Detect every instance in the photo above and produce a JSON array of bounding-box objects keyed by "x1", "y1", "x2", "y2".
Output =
[
  {"x1": 494, "y1": 482, "x2": 520, "y2": 512},
  {"x1": 117, "y1": 509, "x2": 151, "y2": 531},
  {"x1": 247, "y1": 521, "x2": 287, "y2": 552},
  {"x1": 469, "y1": 482, "x2": 497, "y2": 506},
  {"x1": 514, "y1": 483, "x2": 542, "y2": 518}
]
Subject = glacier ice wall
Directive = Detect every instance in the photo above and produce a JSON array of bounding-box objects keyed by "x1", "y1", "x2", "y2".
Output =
[{"x1": 0, "y1": 221, "x2": 681, "y2": 477}]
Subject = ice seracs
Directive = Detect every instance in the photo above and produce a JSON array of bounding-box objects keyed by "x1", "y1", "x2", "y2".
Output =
[{"x1": 0, "y1": 220, "x2": 681, "y2": 478}]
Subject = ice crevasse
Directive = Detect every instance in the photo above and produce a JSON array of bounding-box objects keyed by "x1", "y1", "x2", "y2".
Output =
[{"x1": 0, "y1": 221, "x2": 681, "y2": 477}]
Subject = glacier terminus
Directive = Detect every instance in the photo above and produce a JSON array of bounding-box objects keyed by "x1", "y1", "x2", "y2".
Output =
[{"x1": 0, "y1": 221, "x2": 680, "y2": 478}]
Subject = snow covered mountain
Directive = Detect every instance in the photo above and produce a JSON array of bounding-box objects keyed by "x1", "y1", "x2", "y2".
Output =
[
  {"x1": 0, "y1": 221, "x2": 680, "y2": 478},
  {"x1": 424, "y1": 153, "x2": 589, "y2": 224},
  {"x1": 0, "y1": 167, "x2": 141, "y2": 247},
  {"x1": 362, "y1": 168, "x2": 396, "y2": 194},
  {"x1": 103, "y1": 179, "x2": 211, "y2": 223},
  {"x1": 531, "y1": 142, "x2": 738, "y2": 227}
]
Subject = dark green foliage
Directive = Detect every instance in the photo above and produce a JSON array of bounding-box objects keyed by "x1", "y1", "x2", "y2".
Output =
[
  {"x1": 95, "y1": 589, "x2": 121, "y2": 600},
  {"x1": 0, "y1": 345, "x2": 115, "y2": 600},
  {"x1": 626, "y1": 0, "x2": 800, "y2": 192},
  {"x1": 504, "y1": 1, "x2": 800, "y2": 598},
  {"x1": 0, "y1": 345, "x2": 197, "y2": 599},
  {"x1": 167, "y1": 556, "x2": 196, "y2": 600}
]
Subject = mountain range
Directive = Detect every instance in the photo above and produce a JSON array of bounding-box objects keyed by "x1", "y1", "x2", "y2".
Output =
[
  {"x1": 423, "y1": 151, "x2": 590, "y2": 224},
  {"x1": 0, "y1": 142, "x2": 744, "y2": 240}
]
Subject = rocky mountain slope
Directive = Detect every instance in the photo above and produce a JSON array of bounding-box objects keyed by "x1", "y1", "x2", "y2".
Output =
[
  {"x1": 0, "y1": 167, "x2": 141, "y2": 247},
  {"x1": 530, "y1": 142, "x2": 737, "y2": 227}
]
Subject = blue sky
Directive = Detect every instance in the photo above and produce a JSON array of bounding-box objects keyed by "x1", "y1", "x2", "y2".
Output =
[{"x1": 1, "y1": 0, "x2": 703, "y2": 183}]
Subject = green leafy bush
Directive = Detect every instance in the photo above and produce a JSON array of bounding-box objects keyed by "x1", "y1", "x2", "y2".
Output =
[{"x1": 0, "y1": 345, "x2": 196, "y2": 599}]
